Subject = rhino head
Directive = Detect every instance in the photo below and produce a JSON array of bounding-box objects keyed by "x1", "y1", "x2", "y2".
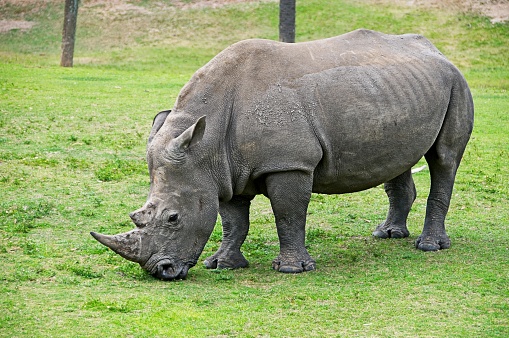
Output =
[{"x1": 91, "y1": 112, "x2": 219, "y2": 280}]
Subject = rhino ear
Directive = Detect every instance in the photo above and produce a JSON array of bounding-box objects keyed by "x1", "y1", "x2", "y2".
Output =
[
  {"x1": 172, "y1": 116, "x2": 206, "y2": 152},
  {"x1": 147, "y1": 110, "x2": 171, "y2": 146}
]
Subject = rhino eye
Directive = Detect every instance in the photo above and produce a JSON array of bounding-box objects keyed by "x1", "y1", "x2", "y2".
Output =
[{"x1": 168, "y1": 213, "x2": 179, "y2": 223}]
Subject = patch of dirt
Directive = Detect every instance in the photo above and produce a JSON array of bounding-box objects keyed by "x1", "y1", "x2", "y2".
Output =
[
  {"x1": 172, "y1": 0, "x2": 272, "y2": 9},
  {"x1": 81, "y1": 0, "x2": 153, "y2": 15},
  {"x1": 369, "y1": 0, "x2": 509, "y2": 23},
  {"x1": 425, "y1": 0, "x2": 509, "y2": 23},
  {"x1": 478, "y1": 2, "x2": 509, "y2": 23},
  {"x1": 0, "y1": 0, "x2": 53, "y2": 5},
  {"x1": 84, "y1": 0, "x2": 266, "y2": 9},
  {"x1": 101, "y1": 3, "x2": 152, "y2": 15},
  {"x1": 78, "y1": 0, "x2": 276, "y2": 21},
  {"x1": 0, "y1": 20, "x2": 36, "y2": 33}
]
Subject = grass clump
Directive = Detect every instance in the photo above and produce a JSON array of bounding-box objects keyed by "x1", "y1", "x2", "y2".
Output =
[
  {"x1": 0, "y1": 199, "x2": 55, "y2": 233},
  {"x1": 95, "y1": 157, "x2": 147, "y2": 182}
]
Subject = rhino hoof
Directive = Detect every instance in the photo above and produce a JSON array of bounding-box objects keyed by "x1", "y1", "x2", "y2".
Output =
[
  {"x1": 372, "y1": 222, "x2": 409, "y2": 239},
  {"x1": 203, "y1": 258, "x2": 218, "y2": 269},
  {"x1": 416, "y1": 242, "x2": 440, "y2": 251},
  {"x1": 217, "y1": 259, "x2": 249, "y2": 270},
  {"x1": 272, "y1": 259, "x2": 316, "y2": 273},
  {"x1": 415, "y1": 235, "x2": 451, "y2": 251},
  {"x1": 203, "y1": 255, "x2": 249, "y2": 270}
]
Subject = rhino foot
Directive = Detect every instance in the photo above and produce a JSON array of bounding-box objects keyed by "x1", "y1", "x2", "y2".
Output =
[
  {"x1": 203, "y1": 251, "x2": 249, "y2": 270},
  {"x1": 372, "y1": 221, "x2": 410, "y2": 239},
  {"x1": 272, "y1": 256, "x2": 316, "y2": 274},
  {"x1": 415, "y1": 234, "x2": 451, "y2": 251}
]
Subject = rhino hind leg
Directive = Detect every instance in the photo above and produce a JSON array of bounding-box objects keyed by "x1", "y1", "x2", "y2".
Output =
[
  {"x1": 373, "y1": 169, "x2": 415, "y2": 239},
  {"x1": 204, "y1": 195, "x2": 254, "y2": 270},
  {"x1": 415, "y1": 145, "x2": 458, "y2": 251},
  {"x1": 266, "y1": 171, "x2": 316, "y2": 273},
  {"x1": 416, "y1": 82, "x2": 473, "y2": 251}
]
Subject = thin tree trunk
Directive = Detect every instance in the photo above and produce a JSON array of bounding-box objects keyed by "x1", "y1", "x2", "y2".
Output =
[
  {"x1": 60, "y1": 0, "x2": 79, "y2": 67},
  {"x1": 279, "y1": 0, "x2": 296, "y2": 43}
]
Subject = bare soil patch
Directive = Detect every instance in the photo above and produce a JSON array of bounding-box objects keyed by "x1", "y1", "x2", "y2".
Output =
[
  {"x1": 368, "y1": 0, "x2": 509, "y2": 23},
  {"x1": 0, "y1": 20, "x2": 36, "y2": 32},
  {"x1": 80, "y1": 0, "x2": 274, "y2": 13}
]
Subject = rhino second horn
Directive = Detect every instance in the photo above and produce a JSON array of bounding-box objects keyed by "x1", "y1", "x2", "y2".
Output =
[{"x1": 90, "y1": 230, "x2": 142, "y2": 263}]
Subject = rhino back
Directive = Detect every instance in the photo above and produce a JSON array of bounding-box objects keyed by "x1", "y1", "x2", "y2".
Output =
[{"x1": 171, "y1": 30, "x2": 467, "y2": 196}]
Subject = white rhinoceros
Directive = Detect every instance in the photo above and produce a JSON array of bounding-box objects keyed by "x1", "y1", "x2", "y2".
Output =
[{"x1": 91, "y1": 29, "x2": 474, "y2": 280}]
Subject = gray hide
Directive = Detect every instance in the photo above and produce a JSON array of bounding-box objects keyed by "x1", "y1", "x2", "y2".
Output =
[{"x1": 91, "y1": 29, "x2": 474, "y2": 280}]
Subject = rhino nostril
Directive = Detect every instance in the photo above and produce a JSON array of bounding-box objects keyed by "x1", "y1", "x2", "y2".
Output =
[{"x1": 158, "y1": 263, "x2": 176, "y2": 281}]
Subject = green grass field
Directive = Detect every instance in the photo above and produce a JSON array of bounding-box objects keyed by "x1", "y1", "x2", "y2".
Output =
[{"x1": 1, "y1": 0, "x2": 508, "y2": 336}]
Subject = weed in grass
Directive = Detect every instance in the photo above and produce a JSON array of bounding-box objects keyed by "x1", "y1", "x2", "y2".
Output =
[
  {"x1": 82, "y1": 298, "x2": 132, "y2": 313},
  {"x1": 0, "y1": 199, "x2": 54, "y2": 233},
  {"x1": 21, "y1": 155, "x2": 59, "y2": 167},
  {"x1": 64, "y1": 156, "x2": 89, "y2": 170},
  {"x1": 57, "y1": 262, "x2": 104, "y2": 279},
  {"x1": 21, "y1": 238, "x2": 38, "y2": 256},
  {"x1": 115, "y1": 261, "x2": 152, "y2": 280},
  {"x1": 94, "y1": 157, "x2": 146, "y2": 182},
  {"x1": 79, "y1": 207, "x2": 96, "y2": 218},
  {"x1": 211, "y1": 269, "x2": 235, "y2": 282},
  {"x1": 14, "y1": 268, "x2": 39, "y2": 282}
]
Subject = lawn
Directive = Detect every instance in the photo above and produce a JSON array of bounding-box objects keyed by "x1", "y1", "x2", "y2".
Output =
[{"x1": 0, "y1": 0, "x2": 508, "y2": 336}]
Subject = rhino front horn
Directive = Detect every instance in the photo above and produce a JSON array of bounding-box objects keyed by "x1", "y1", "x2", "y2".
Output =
[{"x1": 90, "y1": 230, "x2": 142, "y2": 263}]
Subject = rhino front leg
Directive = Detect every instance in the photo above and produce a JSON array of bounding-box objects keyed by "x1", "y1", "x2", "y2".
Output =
[
  {"x1": 373, "y1": 169, "x2": 415, "y2": 239},
  {"x1": 203, "y1": 195, "x2": 254, "y2": 269},
  {"x1": 266, "y1": 171, "x2": 316, "y2": 273}
]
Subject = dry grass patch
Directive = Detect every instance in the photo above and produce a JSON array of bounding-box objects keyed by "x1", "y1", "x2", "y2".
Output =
[{"x1": 365, "y1": 0, "x2": 509, "y2": 23}]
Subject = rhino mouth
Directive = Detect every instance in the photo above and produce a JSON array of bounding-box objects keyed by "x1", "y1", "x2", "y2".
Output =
[{"x1": 150, "y1": 259, "x2": 190, "y2": 281}]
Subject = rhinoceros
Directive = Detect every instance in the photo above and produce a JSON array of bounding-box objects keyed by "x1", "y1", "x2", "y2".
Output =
[{"x1": 91, "y1": 29, "x2": 474, "y2": 281}]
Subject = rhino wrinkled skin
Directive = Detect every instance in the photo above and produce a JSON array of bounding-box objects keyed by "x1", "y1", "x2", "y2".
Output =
[{"x1": 91, "y1": 29, "x2": 474, "y2": 280}]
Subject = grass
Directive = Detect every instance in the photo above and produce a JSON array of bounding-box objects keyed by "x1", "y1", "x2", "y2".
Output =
[{"x1": 1, "y1": 0, "x2": 508, "y2": 336}]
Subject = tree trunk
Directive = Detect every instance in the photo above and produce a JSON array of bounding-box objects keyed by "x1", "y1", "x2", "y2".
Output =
[
  {"x1": 60, "y1": 0, "x2": 79, "y2": 67},
  {"x1": 279, "y1": 0, "x2": 296, "y2": 43}
]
